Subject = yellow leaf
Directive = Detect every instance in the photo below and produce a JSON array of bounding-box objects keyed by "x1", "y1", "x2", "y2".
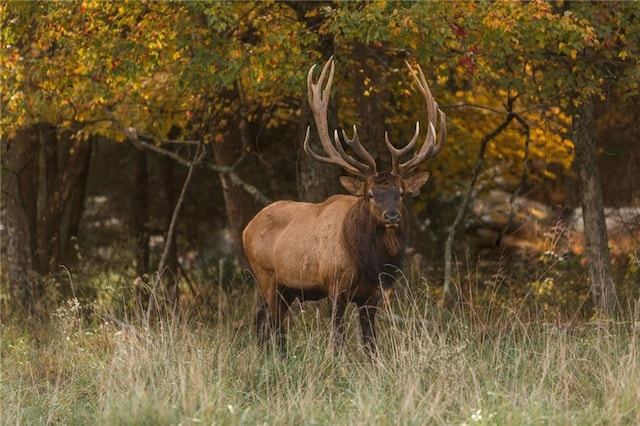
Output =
[{"x1": 618, "y1": 50, "x2": 628, "y2": 60}]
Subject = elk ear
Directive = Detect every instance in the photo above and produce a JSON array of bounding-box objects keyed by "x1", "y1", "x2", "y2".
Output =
[
  {"x1": 403, "y1": 172, "x2": 430, "y2": 197},
  {"x1": 339, "y1": 176, "x2": 365, "y2": 196}
]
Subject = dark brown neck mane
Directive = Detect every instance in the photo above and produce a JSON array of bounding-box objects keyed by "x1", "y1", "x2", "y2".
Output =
[{"x1": 343, "y1": 198, "x2": 408, "y2": 288}]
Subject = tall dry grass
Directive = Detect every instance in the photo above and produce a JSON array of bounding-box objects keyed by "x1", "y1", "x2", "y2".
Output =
[{"x1": 1, "y1": 279, "x2": 639, "y2": 425}]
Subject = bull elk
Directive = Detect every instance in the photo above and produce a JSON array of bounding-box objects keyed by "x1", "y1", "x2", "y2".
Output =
[{"x1": 242, "y1": 57, "x2": 446, "y2": 356}]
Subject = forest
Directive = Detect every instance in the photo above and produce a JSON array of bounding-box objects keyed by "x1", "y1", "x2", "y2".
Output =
[{"x1": 1, "y1": 1, "x2": 639, "y2": 423}]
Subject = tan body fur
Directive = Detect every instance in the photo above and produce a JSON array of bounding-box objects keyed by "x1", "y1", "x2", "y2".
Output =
[{"x1": 243, "y1": 194, "x2": 381, "y2": 310}]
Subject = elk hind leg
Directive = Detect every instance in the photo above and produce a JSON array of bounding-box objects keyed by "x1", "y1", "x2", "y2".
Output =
[
  {"x1": 255, "y1": 275, "x2": 283, "y2": 351},
  {"x1": 257, "y1": 284, "x2": 291, "y2": 357},
  {"x1": 255, "y1": 301, "x2": 271, "y2": 348},
  {"x1": 330, "y1": 294, "x2": 348, "y2": 353}
]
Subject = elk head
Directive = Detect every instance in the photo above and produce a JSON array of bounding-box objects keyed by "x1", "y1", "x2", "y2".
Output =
[{"x1": 302, "y1": 57, "x2": 446, "y2": 228}]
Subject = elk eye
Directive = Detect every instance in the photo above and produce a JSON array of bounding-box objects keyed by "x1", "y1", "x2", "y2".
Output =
[
  {"x1": 366, "y1": 191, "x2": 374, "y2": 200},
  {"x1": 399, "y1": 188, "x2": 405, "y2": 197}
]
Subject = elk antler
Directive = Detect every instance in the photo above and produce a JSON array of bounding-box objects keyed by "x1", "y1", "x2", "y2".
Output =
[
  {"x1": 303, "y1": 57, "x2": 377, "y2": 178},
  {"x1": 386, "y1": 61, "x2": 446, "y2": 176}
]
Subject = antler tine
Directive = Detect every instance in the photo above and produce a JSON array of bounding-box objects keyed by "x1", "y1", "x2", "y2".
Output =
[
  {"x1": 385, "y1": 121, "x2": 420, "y2": 175},
  {"x1": 333, "y1": 128, "x2": 372, "y2": 171},
  {"x1": 390, "y1": 61, "x2": 447, "y2": 176},
  {"x1": 341, "y1": 125, "x2": 377, "y2": 175},
  {"x1": 303, "y1": 57, "x2": 376, "y2": 178}
]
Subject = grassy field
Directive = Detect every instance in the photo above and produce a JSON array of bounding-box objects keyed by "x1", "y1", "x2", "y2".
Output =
[{"x1": 1, "y1": 282, "x2": 639, "y2": 426}]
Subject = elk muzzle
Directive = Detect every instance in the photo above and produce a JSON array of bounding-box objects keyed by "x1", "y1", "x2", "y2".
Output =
[{"x1": 383, "y1": 209, "x2": 401, "y2": 227}]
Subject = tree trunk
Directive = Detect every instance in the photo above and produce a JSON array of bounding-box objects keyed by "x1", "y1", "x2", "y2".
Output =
[
  {"x1": 130, "y1": 146, "x2": 150, "y2": 276},
  {"x1": 2, "y1": 124, "x2": 44, "y2": 314},
  {"x1": 210, "y1": 93, "x2": 261, "y2": 269},
  {"x1": 352, "y1": 44, "x2": 391, "y2": 167},
  {"x1": 37, "y1": 130, "x2": 93, "y2": 276},
  {"x1": 2, "y1": 123, "x2": 94, "y2": 313},
  {"x1": 59, "y1": 135, "x2": 93, "y2": 267},
  {"x1": 297, "y1": 84, "x2": 340, "y2": 202},
  {"x1": 160, "y1": 155, "x2": 179, "y2": 276},
  {"x1": 572, "y1": 100, "x2": 618, "y2": 315},
  {"x1": 294, "y1": 2, "x2": 339, "y2": 202}
]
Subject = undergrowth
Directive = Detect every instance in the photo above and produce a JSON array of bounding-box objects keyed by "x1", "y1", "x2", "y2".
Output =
[{"x1": 1, "y1": 272, "x2": 639, "y2": 425}]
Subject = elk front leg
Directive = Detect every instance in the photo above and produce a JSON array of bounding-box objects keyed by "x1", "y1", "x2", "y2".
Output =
[{"x1": 357, "y1": 302, "x2": 379, "y2": 357}]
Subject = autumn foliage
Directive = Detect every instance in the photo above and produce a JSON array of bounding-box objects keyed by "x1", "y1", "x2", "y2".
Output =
[{"x1": 1, "y1": 1, "x2": 639, "y2": 317}]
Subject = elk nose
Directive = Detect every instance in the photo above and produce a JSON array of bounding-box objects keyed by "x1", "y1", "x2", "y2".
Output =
[{"x1": 383, "y1": 210, "x2": 401, "y2": 225}]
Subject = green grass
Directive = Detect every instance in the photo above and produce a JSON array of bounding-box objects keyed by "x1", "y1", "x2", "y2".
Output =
[{"x1": 1, "y1": 285, "x2": 639, "y2": 425}]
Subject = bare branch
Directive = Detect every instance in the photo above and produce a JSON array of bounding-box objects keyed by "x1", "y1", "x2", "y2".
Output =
[
  {"x1": 128, "y1": 133, "x2": 193, "y2": 167},
  {"x1": 148, "y1": 143, "x2": 204, "y2": 321},
  {"x1": 443, "y1": 97, "x2": 516, "y2": 306},
  {"x1": 156, "y1": 143, "x2": 205, "y2": 276},
  {"x1": 122, "y1": 126, "x2": 272, "y2": 206},
  {"x1": 203, "y1": 162, "x2": 272, "y2": 206},
  {"x1": 499, "y1": 113, "x2": 531, "y2": 245}
]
